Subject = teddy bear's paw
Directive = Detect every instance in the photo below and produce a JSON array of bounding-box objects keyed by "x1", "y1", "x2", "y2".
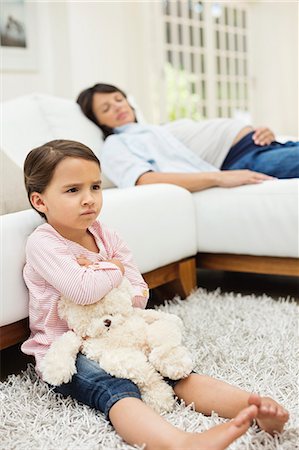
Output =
[
  {"x1": 41, "y1": 358, "x2": 77, "y2": 386},
  {"x1": 163, "y1": 313, "x2": 184, "y2": 329},
  {"x1": 40, "y1": 331, "x2": 81, "y2": 386},
  {"x1": 141, "y1": 383, "x2": 175, "y2": 414},
  {"x1": 136, "y1": 309, "x2": 162, "y2": 324},
  {"x1": 149, "y1": 346, "x2": 194, "y2": 380}
]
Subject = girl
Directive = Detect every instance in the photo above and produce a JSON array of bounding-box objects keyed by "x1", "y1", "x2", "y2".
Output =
[
  {"x1": 77, "y1": 83, "x2": 299, "y2": 191},
  {"x1": 22, "y1": 139, "x2": 288, "y2": 450}
]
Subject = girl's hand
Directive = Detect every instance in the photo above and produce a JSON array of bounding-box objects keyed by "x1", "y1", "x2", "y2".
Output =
[
  {"x1": 76, "y1": 256, "x2": 124, "y2": 274},
  {"x1": 107, "y1": 259, "x2": 125, "y2": 275},
  {"x1": 76, "y1": 256, "x2": 93, "y2": 267},
  {"x1": 253, "y1": 127, "x2": 275, "y2": 146}
]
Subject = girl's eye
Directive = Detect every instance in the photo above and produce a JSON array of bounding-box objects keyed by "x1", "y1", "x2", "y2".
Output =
[
  {"x1": 102, "y1": 106, "x2": 110, "y2": 113},
  {"x1": 92, "y1": 184, "x2": 101, "y2": 190},
  {"x1": 67, "y1": 187, "x2": 78, "y2": 193}
]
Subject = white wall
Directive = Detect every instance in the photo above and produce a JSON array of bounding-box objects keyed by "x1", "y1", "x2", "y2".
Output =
[
  {"x1": 66, "y1": 2, "x2": 153, "y2": 120},
  {"x1": 248, "y1": 1, "x2": 298, "y2": 136},
  {"x1": 1, "y1": 1, "x2": 298, "y2": 135},
  {"x1": 1, "y1": 2, "x2": 152, "y2": 118},
  {"x1": 1, "y1": 2, "x2": 72, "y2": 99}
]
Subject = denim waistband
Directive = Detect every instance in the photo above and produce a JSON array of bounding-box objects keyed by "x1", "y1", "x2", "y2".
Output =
[{"x1": 221, "y1": 131, "x2": 256, "y2": 169}]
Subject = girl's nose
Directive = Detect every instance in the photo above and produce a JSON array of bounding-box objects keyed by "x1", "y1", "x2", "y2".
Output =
[{"x1": 82, "y1": 192, "x2": 95, "y2": 205}]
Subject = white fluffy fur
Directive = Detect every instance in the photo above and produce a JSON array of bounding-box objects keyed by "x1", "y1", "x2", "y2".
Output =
[{"x1": 40, "y1": 278, "x2": 193, "y2": 413}]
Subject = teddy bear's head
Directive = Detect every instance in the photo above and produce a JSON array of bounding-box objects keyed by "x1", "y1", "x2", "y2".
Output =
[
  {"x1": 84, "y1": 311, "x2": 131, "y2": 338},
  {"x1": 58, "y1": 278, "x2": 135, "y2": 338}
]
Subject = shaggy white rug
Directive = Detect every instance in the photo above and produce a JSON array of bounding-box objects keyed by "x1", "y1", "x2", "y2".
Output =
[{"x1": 1, "y1": 289, "x2": 298, "y2": 450}]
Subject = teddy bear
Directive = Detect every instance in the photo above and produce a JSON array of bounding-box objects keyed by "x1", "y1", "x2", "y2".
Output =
[{"x1": 40, "y1": 278, "x2": 194, "y2": 413}]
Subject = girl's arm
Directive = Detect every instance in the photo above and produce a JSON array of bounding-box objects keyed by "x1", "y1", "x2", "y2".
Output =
[
  {"x1": 77, "y1": 255, "x2": 147, "y2": 308},
  {"x1": 26, "y1": 228, "x2": 123, "y2": 305}
]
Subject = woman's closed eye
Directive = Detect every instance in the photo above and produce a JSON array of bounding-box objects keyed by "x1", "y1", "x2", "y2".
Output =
[{"x1": 102, "y1": 97, "x2": 124, "y2": 113}]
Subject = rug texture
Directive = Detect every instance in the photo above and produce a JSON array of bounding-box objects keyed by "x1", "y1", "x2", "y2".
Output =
[{"x1": 1, "y1": 288, "x2": 298, "y2": 450}]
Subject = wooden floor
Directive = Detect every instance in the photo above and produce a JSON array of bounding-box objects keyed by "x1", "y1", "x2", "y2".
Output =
[{"x1": 1, "y1": 269, "x2": 298, "y2": 381}]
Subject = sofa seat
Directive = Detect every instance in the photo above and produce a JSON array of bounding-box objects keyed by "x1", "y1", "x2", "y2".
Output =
[
  {"x1": 193, "y1": 179, "x2": 298, "y2": 257},
  {"x1": 193, "y1": 179, "x2": 298, "y2": 276}
]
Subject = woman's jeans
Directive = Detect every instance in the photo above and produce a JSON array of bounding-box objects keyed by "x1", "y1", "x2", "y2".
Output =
[{"x1": 221, "y1": 132, "x2": 299, "y2": 179}]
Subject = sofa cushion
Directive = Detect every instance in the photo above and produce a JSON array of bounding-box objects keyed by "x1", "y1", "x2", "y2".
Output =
[
  {"x1": 0, "y1": 150, "x2": 30, "y2": 215},
  {"x1": 0, "y1": 209, "x2": 43, "y2": 327},
  {"x1": 193, "y1": 179, "x2": 299, "y2": 257},
  {"x1": 101, "y1": 184, "x2": 197, "y2": 273},
  {"x1": 1, "y1": 95, "x2": 54, "y2": 167},
  {"x1": 1, "y1": 94, "x2": 115, "y2": 190},
  {"x1": 36, "y1": 94, "x2": 103, "y2": 153}
]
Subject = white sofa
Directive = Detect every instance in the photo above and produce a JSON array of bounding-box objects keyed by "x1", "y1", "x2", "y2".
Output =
[{"x1": 1, "y1": 93, "x2": 298, "y2": 350}]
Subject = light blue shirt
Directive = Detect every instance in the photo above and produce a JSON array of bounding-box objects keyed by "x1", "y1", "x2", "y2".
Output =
[{"x1": 101, "y1": 123, "x2": 218, "y2": 188}]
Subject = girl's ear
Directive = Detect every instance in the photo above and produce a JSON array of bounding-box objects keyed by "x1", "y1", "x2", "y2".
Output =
[{"x1": 30, "y1": 192, "x2": 47, "y2": 214}]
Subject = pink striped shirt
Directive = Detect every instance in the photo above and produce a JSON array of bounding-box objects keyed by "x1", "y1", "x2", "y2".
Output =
[{"x1": 21, "y1": 220, "x2": 149, "y2": 378}]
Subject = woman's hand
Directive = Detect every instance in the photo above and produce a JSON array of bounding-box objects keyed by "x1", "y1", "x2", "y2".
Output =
[
  {"x1": 217, "y1": 170, "x2": 275, "y2": 188},
  {"x1": 253, "y1": 127, "x2": 275, "y2": 146}
]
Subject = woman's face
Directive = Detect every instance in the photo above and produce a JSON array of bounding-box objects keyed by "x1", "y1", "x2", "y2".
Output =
[{"x1": 92, "y1": 91, "x2": 136, "y2": 129}]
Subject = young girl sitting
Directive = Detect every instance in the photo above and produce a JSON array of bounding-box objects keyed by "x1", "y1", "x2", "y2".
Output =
[{"x1": 22, "y1": 139, "x2": 289, "y2": 450}]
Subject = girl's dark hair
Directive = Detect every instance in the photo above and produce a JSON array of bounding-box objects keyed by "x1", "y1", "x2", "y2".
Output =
[
  {"x1": 76, "y1": 83, "x2": 135, "y2": 139},
  {"x1": 24, "y1": 139, "x2": 101, "y2": 219}
]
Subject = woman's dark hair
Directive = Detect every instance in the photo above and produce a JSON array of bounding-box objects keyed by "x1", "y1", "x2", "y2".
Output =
[
  {"x1": 76, "y1": 83, "x2": 135, "y2": 139},
  {"x1": 24, "y1": 139, "x2": 101, "y2": 219}
]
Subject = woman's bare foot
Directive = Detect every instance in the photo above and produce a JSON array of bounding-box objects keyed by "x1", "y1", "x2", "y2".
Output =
[
  {"x1": 177, "y1": 404, "x2": 258, "y2": 450},
  {"x1": 248, "y1": 393, "x2": 289, "y2": 435}
]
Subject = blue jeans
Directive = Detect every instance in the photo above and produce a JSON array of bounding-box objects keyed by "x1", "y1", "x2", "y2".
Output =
[
  {"x1": 221, "y1": 132, "x2": 299, "y2": 178},
  {"x1": 52, "y1": 353, "x2": 180, "y2": 418}
]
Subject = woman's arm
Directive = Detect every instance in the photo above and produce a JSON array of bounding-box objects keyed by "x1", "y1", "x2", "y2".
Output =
[{"x1": 136, "y1": 170, "x2": 274, "y2": 193}]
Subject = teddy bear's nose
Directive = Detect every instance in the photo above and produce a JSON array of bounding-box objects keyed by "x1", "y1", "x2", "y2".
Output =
[{"x1": 104, "y1": 319, "x2": 111, "y2": 328}]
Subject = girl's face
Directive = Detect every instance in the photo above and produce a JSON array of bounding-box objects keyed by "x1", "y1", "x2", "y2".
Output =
[
  {"x1": 92, "y1": 91, "x2": 136, "y2": 129},
  {"x1": 31, "y1": 157, "x2": 102, "y2": 239}
]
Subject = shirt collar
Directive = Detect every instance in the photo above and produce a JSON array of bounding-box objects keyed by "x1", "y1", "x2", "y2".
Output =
[
  {"x1": 113, "y1": 122, "x2": 152, "y2": 134},
  {"x1": 114, "y1": 123, "x2": 137, "y2": 134}
]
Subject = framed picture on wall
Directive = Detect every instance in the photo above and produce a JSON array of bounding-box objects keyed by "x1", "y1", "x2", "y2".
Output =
[{"x1": 0, "y1": 0, "x2": 38, "y2": 71}]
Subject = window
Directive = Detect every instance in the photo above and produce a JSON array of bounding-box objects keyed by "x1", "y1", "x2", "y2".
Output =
[{"x1": 161, "y1": 1, "x2": 250, "y2": 121}]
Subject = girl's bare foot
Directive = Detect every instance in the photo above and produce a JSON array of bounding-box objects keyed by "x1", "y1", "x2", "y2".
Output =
[
  {"x1": 248, "y1": 393, "x2": 289, "y2": 435},
  {"x1": 177, "y1": 404, "x2": 258, "y2": 450}
]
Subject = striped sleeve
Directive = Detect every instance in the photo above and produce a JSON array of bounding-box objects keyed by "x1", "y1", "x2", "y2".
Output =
[
  {"x1": 26, "y1": 227, "x2": 123, "y2": 305},
  {"x1": 100, "y1": 224, "x2": 149, "y2": 308}
]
